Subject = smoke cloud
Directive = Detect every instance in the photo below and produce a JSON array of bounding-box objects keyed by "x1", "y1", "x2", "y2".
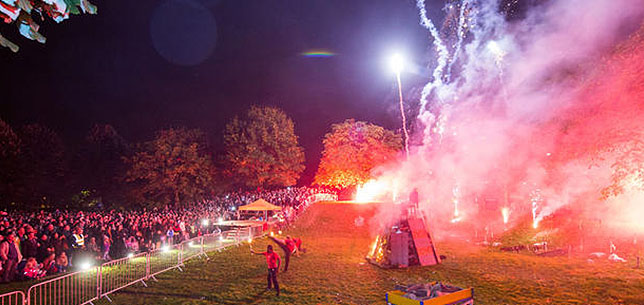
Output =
[{"x1": 370, "y1": 0, "x2": 644, "y2": 239}]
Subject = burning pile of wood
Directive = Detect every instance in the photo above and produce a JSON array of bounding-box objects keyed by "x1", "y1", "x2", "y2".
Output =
[{"x1": 366, "y1": 219, "x2": 420, "y2": 268}]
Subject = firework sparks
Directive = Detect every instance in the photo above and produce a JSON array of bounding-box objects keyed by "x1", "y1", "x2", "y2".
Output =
[
  {"x1": 530, "y1": 189, "x2": 542, "y2": 229},
  {"x1": 416, "y1": 0, "x2": 450, "y2": 109},
  {"x1": 445, "y1": 0, "x2": 471, "y2": 80},
  {"x1": 487, "y1": 40, "x2": 506, "y2": 65},
  {"x1": 452, "y1": 184, "x2": 461, "y2": 219},
  {"x1": 501, "y1": 207, "x2": 510, "y2": 224}
]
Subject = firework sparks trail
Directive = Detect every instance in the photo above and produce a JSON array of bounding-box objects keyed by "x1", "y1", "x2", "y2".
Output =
[
  {"x1": 530, "y1": 189, "x2": 542, "y2": 229},
  {"x1": 487, "y1": 40, "x2": 509, "y2": 101},
  {"x1": 397, "y1": 72, "x2": 410, "y2": 158},
  {"x1": 416, "y1": 0, "x2": 451, "y2": 109},
  {"x1": 452, "y1": 183, "x2": 461, "y2": 219},
  {"x1": 445, "y1": 0, "x2": 470, "y2": 81}
]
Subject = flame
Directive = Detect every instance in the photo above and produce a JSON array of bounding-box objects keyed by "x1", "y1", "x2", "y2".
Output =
[
  {"x1": 501, "y1": 207, "x2": 510, "y2": 224},
  {"x1": 355, "y1": 180, "x2": 387, "y2": 203},
  {"x1": 369, "y1": 235, "x2": 380, "y2": 258}
]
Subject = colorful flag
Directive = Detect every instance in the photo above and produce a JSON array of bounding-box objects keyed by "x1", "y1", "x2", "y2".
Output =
[
  {"x1": 80, "y1": 0, "x2": 97, "y2": 14},
  {"x1": 19, "y1": 20, "x2": 46, "y2": 43},
  {"x1": 0, "y1": 1, "x2": 19, "y2": 21},
  {"x1": 17, "y1": 0, "x2": 31, "y2": 14}
]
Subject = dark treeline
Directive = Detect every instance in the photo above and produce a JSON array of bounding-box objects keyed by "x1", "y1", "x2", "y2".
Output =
[{"x1": 0, "y1": 106, "x2": 306, "y2": 210}]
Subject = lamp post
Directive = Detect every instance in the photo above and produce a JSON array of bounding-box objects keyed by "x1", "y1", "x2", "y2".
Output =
[{"x1": 389, "y1": 53, "x2": 409, "y2": 159}]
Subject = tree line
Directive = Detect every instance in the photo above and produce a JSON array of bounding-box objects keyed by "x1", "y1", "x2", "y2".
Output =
[{"x1": 0, "y1": 106, "x2": 402, "y2": 209}]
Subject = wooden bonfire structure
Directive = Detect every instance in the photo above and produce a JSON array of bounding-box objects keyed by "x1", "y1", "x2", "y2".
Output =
[{"x1": 366, "y1": 190, "x2": 440, "y2": 268}]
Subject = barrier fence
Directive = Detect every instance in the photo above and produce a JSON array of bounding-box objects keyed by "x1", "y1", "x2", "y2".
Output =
[
  {"x1": 1, "y1": 194, "x2": 335, "y2": 305},
  {"x1": 0, "y1": 291, "x2": 25, "y2": 305},
  {"x1": 98, "y1": 252, "x2": 148, "y2": 302},
  {"x1": 148, "y1": 243, "x2": 183, "y2": 279},
  {"x1": 26, "y1": 269, "x2": 99, "y2": 305}
]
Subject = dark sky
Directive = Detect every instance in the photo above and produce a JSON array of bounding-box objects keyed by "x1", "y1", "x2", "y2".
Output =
[{"x1": 0, "y1": 0, "x2": 439, "y2": 184}]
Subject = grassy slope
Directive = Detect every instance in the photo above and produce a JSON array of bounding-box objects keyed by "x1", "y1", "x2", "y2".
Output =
[{"x1": 3, "y1": 202, "x2": 644, "y2": 304}]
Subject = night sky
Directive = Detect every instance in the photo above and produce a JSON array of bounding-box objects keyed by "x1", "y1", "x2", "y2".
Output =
[{"x1": 1, "y1": 0, "x2": 444, "y2": 184}]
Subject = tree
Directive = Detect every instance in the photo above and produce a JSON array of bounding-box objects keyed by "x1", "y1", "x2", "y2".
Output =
[
  {"x1": 124, "y1": 127, "x2": 214, "y2": 207},
  {"x1": 15, "y1": 124, "x2": 67, "y2": 206},
  {"x1": 223, "y1": 106, "x2": 305, "y2": 189},
  {"x1": 0, "y1": 0, "x2": 97, "y2": 52},
  {"x1": 74, "y1": 124, "x2": 130, "y2": 205},
  {"x1": 0, "y1": 118, "x2": 20, "y2": 205},
  {"x1": 314, "y1": 119, "x2": 401, "y2": 188}
]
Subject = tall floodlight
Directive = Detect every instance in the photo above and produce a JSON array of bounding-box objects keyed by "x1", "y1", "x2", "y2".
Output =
[{"x1": 389, "y1": 53, "x2": 410, "y2": 159}]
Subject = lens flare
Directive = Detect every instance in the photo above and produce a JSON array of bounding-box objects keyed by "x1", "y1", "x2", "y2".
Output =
[{"x1": 301, "y1": 50, "x2": 335, "y2": 57}]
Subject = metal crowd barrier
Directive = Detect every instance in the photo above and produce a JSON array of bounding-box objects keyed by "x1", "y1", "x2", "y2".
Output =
[
  {"x1": 99, "y1": 252, "x2": 148, "y2": 302},
  {"x1": 180, "y1": 236, "x2": 205, "y2": 264},
  {"x1": 26, "y1": 268, "x2": 99, "y2": 305},
  {"x1": 148, "y1": 243, "x2": 183, "y2": 280},
  {"x1": 1, "y1": 193, "x2": 336, "y2": 305},
  {"x1": 0, "y1": 291, "x2": 26, "y2": 305},
  {"x1": 202, "y1": 232, "x2": 225, "y2": 254}
]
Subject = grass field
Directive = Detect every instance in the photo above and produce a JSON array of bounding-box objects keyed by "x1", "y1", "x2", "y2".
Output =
[{"x1": 3, "y1": 202, "x2": 644, "y2": 304}]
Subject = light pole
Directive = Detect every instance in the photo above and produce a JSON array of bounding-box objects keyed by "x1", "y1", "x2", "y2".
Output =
[{"x1": 389, "y1": 53, "x2": 409, "y2": 159}]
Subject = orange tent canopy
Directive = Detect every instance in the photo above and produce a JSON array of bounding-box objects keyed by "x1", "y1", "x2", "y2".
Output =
[{"x1": 238, "y1": 198, "x2": 282, "y2": 211}]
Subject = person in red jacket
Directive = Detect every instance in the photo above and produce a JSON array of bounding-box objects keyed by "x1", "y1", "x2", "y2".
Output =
[
  {"x1": 268, "y1": 235, "x2": 295, "y2": 272},
  {"x1": 251, "y1": 245, "x2": 281, "y2": 296}
]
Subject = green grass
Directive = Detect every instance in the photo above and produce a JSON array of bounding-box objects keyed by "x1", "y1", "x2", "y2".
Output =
[{"x1": 3, "y1": 202, "x2": 644, "y2": 304}]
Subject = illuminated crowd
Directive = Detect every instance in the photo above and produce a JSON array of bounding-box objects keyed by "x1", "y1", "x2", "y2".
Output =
[{"x1": 0, "y1": 187, "x2": 334, "y2": 283}]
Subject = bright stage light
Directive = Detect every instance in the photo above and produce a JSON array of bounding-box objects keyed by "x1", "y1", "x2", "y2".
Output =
[
  {"x1": 388, "y1": 53, "x2": 405, "y2": 74},
  {"x1": 79, "y1": 261, "x2": 92, "y2": 271},
  {"x1": 162, "y1": 245, "x2": 170, "y2": 252},
  {"x1": 127, "y1": 253, "x2": 134, "y2": 259},
  {"x1": 217, "y1": 217, "x2": 223, "y2": 224},
  {"x1": 202, "y1": 219, "x2": 209, "y2": 226}
]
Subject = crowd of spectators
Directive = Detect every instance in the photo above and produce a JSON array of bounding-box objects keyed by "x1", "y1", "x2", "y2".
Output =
[{"x1": 0, "y1": 186, "x2": 335, "y2": 283}]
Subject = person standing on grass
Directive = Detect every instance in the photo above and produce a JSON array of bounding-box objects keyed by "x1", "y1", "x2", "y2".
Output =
[
  {"x1": 251, "y1": 245, "x2": 281, "y2": 296},
  {"x1": 268, "y1": 235, "x2": 296, "y2": 272}
]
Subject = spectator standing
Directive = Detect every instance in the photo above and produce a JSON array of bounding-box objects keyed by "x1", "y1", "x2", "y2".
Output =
[
  {"x1": 251, "y1": 245, "x2": 281, "y2": 297},
  {"x1": 1, "y1": 232, "x2": 22, "y2": 282},
  {"x1": 21, "y1": 230, "x2": 39, "y2": 260}
]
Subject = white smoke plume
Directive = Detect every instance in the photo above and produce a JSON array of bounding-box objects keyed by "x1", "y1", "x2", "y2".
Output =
[{"x1": 370, "y1": 0, "x2": 644, "y2": 238}]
